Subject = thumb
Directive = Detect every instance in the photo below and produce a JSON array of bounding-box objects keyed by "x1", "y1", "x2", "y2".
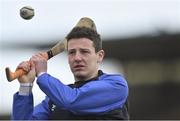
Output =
[
  {"x1": 29, "y1": 61, "x2": 36, "y2": 75},
  {"x1": 30, "y1": 61, "x2": 35, "y2": 69}
]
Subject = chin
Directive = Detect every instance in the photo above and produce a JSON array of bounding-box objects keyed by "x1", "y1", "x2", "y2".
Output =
[
  {"x1": 74, "y1": 72, "x2": 85, "y2": 77},
  {"x1": 74, "y1": 71, "x2": 86, "y2": 79}
]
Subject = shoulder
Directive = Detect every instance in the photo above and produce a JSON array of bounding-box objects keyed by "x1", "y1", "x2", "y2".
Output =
[
  {"x1": 100, "y1": 72, "x2": 126, "y2": 81},
  {"x1": 99, "y1": 73, "x2": 128, "y2": 87}
]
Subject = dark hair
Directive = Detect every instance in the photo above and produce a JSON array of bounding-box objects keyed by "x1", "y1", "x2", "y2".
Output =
[{"x1": 66, "y1": 27, "x2": 102, "y2": 52}]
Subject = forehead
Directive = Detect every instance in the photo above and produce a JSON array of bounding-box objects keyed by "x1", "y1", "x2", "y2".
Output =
[{"x1": 67, "y1": 38, "x2": 94, "y2": 50}]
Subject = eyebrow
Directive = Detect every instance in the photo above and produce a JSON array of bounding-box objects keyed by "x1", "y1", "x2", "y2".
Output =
[{"x1": 68, "y1": 48, "x2": 90, "y2": 51}]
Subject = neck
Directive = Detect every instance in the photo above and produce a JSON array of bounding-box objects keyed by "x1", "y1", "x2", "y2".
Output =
[{"x1": 75, "y1": 70, "x2": 99, "y2": 82}]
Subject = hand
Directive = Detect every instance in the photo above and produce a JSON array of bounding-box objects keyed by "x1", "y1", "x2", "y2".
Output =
[
  {"x1": 30, "y1": 52, "x2": 48, "y2": 76},
  {"x1": 17, "y1": 61, "x2": 36, "y2": 83}
]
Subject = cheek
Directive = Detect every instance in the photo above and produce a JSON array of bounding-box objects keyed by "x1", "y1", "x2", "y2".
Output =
[
  {"x1": 68, "y1": 57, "x2": 72, "y2": 65},
  {"x1": 88, "y1": 56, "x2": 98, "y2": 65}
]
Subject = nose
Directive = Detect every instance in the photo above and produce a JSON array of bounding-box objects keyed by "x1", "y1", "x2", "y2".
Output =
[{"x1": 74, "y1": 52, "x2": 82, "y2": 62}]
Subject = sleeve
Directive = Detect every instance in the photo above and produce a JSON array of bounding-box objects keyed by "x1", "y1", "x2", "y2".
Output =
[
  {"x1": 37, "y1": 73, "x2": 128, "y2": 115},
  {"x1": 12, "y1": 92, "x2": 50, "y2": 120}
]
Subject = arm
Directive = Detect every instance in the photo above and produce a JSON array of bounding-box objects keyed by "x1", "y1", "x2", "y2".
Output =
[
  {"x1": 12, "y1": 61, "x2": 35, "y2": 120},
  {"x1": 37, "y1": 73, "x2": 128, "y2": 114},
  {"x1": 11, "y1": 61, "x2": 50, "y2": 120},
  {"x1": 12, "y1": 93, "x2": 50, "y2": 120},
  {"x1": 12, "y1": 93, "x2": 34, "y2": 120}
]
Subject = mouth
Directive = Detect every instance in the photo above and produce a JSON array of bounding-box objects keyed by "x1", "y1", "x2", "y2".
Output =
[{"x1": 73, "y1": 65, "x2": 85, "y2": 70}]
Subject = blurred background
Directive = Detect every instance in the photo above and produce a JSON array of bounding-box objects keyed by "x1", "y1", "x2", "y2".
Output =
[{"x1": 1, "y1": 0, "x2": 180, "y2": 120}]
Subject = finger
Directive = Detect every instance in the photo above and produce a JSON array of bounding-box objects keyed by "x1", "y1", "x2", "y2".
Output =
[
  {"x1": 30, "y1": 60, "x2": 35, "y2": 66},
  {"x1": 29, "y1": 66, "x2": 36, "y2": 76},
  {"x1": 18, "y1": 61, "x2": 27, "y2": 67},
  {"x1": 17, "y1": 61, "x2": 30, "y2": 72},
  {"x1": 29, "y1": 61, "x2": 34, "y2": 69},
  {"x1": 29, "y1": 64, "x2": 36, "y2": 77},
  {"x1": 30, "y1": 55, "x2": 39, "y2": 62},
  {"x1": 39, "y1": 52, "x2": 47, "y2": 59},
  {"x1": 31, "y1": 55, "x2": 46, "y2": 63},
  {"x1": 32, "y1": 52, "x2": 47, "y2": 60},
  {"x1": 35, "y1": 53, "x2": 45, "y2": 60}
]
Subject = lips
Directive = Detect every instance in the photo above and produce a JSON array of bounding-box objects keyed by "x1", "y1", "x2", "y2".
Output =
[{"x1": 73, "y1": 65, "x2": 85, "y2": 70}]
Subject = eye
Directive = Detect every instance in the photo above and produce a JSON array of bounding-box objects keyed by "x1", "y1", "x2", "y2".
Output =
[
  {"x1": 68, "y1": 50, "x2": 75, "y2": 55},
  {"x1": 81, "y1": 50, "x2": 90, "y2": 54}
]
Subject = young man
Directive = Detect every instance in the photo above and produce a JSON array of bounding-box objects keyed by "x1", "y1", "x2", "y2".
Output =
[{"x1": 12, "y1": 27, "x2": 129, "y2": 120}]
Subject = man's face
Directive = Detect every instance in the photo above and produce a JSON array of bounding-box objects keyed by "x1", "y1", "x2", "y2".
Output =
[{"x1": 67, "y1": 38, "x2": 104, "y2": 81}]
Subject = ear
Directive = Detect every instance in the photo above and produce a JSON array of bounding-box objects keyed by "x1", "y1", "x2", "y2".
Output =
[{"x1": 97, "y1": 50, "x2": 105, "y2": 63}]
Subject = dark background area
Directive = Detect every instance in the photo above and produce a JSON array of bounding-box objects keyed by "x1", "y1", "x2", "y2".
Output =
[{"x1": 104, "y1": 32, "x2": 180, "y2": 119}]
